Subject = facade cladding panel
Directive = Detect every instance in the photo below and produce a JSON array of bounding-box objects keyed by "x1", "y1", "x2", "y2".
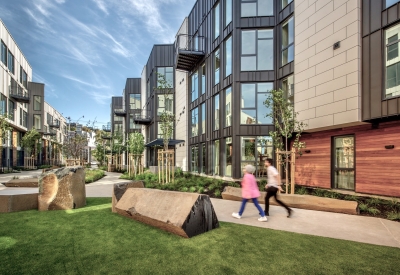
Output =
[
  {"x1": 111, "y1": 96, "x2": 123, "y2": 134},
  {"x1": 124, "y1": 78, "x2": 141, "y2": 134}
]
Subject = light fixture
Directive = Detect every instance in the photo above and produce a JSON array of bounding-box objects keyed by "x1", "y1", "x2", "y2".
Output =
[
  {"x1": 385, "y1": 145, "x2": 394, "y2": 149},
  {"x1": 304, "y1": 150, "x2": 311, "y2": 153},
  {"x1": 333, "y1": 41, "x2": 340, "y2": 50}
]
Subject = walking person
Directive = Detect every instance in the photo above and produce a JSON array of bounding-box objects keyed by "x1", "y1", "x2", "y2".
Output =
[
  {"x1": 264, "y1": 158, "x2": 292, "y2": 217},
  {"x1": 232, "y1": 165, "x2": 268, "y2": 222}
]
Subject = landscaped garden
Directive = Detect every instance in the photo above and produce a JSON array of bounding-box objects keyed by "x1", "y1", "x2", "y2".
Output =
[
  {"x1": 120, "y1": 170, "x2": 400, "y2": 222},
  {"x1": 0, "y1": 197, "x2": 398, "y2": 275},
  {"x1": 84, "y1": 169, "x2": 105, "y2": 183}
]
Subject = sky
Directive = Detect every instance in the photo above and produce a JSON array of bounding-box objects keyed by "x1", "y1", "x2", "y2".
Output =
[{"x1": 0, "y1": 0, "x2": 195, "y2": 128}]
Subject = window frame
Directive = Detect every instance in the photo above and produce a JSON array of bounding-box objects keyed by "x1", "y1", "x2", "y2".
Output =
[
  {"x1": 191, "y1": 107, "x2": 199, "y2": 137},
  {"x1": 1, "y1": 40, "x2": 7, "y2": 66},
  {"x1": 215, "y1": 49, "x2": 220, "y2": 85},
  {"x1": 225, "y1": 36, "x2": 232, "y2": 77},
  {"x1": 224, "y1": 87, "x2": 232, "y2": 127},
  {"x1": 241, "y1": 29, "x2": 274, "y2": 71},
  {"x1": 191, "y1": 70, "x2": 199, "y2": 102},
  {"x1": 225, "y1": 0, "x2": 232, "y2": 27},
  {"x1": 240, "y1": 82, "x2": 273, "y2": 125},
  {"x1": 281, "y1": 16, "x2": 294, "y2": 66},
  {"x1": 33, "y1": 114, "x2": 41, "y2": 130},
  {"x1": 214, "y1": 2, "x2": 220, "y2": 40},
  {"x1": 385, "y1": 23, "x2": 400, "y2": 99},
  {"x1": 241, "y1": 0, "x2": 274, "y2": 17},
  {"x1": 214, "y1": 94, "x2": 220, "y2": 131},
  {"x1": 33, "y1": 96, "x2": 41, "y2": 111}
]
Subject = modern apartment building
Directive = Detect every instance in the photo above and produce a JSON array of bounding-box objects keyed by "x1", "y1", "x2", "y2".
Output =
[{"x1": 0, "y1": 19, "x2": 66, "y2": 168}]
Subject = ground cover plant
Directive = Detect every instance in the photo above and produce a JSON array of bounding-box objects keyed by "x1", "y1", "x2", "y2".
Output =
[
  {"x1": 0, "y1": 198, "x2": 398, "y2": 275},
  {"x1": 121, "y1": 171, "x2": 400, "y2": 222},
  {"x1": 85, "y1": 169, "x2": 105, "y2": 183}
]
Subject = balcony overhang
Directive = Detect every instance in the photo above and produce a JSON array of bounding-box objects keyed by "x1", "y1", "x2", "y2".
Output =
[
  {"x1": 114, "y1": 109, "x2": 126, "y2": 116},
  {"x1": 10, "y1": 94, "x2": 30, "y2": 103},
  {"x1": 176, "y1": 49, "x2": 205, "y2": 72},
  {"x1": 145, "y1": 138, "x2": 184, "y2": 147},
  {"x1": 133, "y1": 116, "x2": 152, "y2": 125},
  {"x1": 49, "y1": 123, "x2": 60, "y2": 129}
]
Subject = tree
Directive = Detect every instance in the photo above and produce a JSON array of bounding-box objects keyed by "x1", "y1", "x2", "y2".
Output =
[
  {"x1": 264, "y1": 89, "x2": 306, "y2": 192},
  {"x1": 92, "y1": 143, "x2": 105, "y2": 166},
  {"x1": 0, "y1": 114, "x2": 12, "y2": 167},
  {"x1": 21, "y1": 128, "x2": 41, "y2": 157},
  {"x1": 62, "y1": 132, "x2": 88, "y2": 160},
  {"x1": 127, "y1": 132, "x2": 145, "y2": 176}
]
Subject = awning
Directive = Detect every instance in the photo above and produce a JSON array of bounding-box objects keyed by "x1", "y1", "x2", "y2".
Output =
[{"x1": 145, "y1": 139, "x2": 185, "y2": 147}]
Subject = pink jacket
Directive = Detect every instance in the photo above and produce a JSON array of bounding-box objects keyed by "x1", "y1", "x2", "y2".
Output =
[{"x1": 241, "y1": 173, "x2": 260, "y2": 199}]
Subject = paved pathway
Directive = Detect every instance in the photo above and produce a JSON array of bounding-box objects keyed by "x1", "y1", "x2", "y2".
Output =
[{"x1": 1, "y1": 171, "x2": 399, "y2": 248}]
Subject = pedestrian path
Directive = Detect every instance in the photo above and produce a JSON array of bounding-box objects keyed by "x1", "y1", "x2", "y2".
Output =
[{"x1": 1, "y1": 172, "x2": 399, "y2": 248}]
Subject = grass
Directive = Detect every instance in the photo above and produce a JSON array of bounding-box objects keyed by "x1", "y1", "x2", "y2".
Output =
[
  {"x1": 85, "y1": 169, "x2": 105, "y2": 183},
  {"x1": 0, "y1": 198, "x2": 399, "y2": 275}
]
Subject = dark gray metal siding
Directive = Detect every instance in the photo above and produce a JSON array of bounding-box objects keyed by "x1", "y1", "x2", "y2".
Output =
[{"x1": 27, "y1": 82, "x2": 44, "y2": 132}]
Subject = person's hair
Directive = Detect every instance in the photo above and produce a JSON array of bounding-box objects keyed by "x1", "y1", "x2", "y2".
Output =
[
  {"x1": 265, "y1": 158, "x2": 274, "y2": 166},
  {"x1": 244, "y1": 164, "x2": 255, "y2": 174}
]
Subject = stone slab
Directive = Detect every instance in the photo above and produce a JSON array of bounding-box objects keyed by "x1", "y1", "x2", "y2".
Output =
[
  {"x1": 222, "y1": 186, "x2": 359, "y2": 215},
  {"x1": 5, "y1": 178, "x2": 38, "y2": 187},
  {"x1": 111, "y1": 181, "x2": 144, "y2": 213},
  {"x1": 0, "y1": 193, "x2": 38, "y2": 213},
  {"x1": 115, "y1": 188, "x2": 219, "y2": 238}
]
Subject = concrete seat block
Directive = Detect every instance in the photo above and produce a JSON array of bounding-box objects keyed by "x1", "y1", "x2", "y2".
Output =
[
  {"x1": 115, "y1": 188, "x2": 219, "y2": 238},
  {"x1": 0, "y1": 193, "x2": 38, "y2": 213},
  {"x1": 5, "y1": 178, "x2": 39, "y2": 187},
  {"x1": 112, "y1": 181, "x2": 145, "y2": 213},
  {"x1": 222, "y1": 186, "x2": 359, "y2": 215}
]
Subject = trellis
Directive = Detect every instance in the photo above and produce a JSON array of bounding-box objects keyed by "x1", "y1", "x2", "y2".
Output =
[
  {"x1": 275, "y1": 148, "x2": 296, "y2": 194},
  {"x1": 157, "y1": 150, "x2": 174, "y2": 184},
  {"x1": 24, "y1": 157, "x2": 36, "y2": 170},
  {"x1": 114, "y1": 154, "x2": 123, "y2": 171},
  {"x1": 66, "y1": 159, "x2": 82, "y2": 166},
  {"x1": 127, "y1": 154, "x2": 144, "y2": 177}
]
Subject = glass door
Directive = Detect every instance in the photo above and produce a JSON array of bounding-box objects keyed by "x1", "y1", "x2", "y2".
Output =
[{"x1": 332, "y1": 136, "x2": 355, "y2": 190}]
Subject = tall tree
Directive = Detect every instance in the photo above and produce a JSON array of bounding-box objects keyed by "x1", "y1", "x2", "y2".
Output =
[
  {"x1": 0, "y1": 114, "x2": 12, "y2": 166},
  {"x1": 21, "y1": 128, "x2": 41, "y2": 157},
  {"x1": 127, "y1": 132, "x2": 145, "y2": 176}
]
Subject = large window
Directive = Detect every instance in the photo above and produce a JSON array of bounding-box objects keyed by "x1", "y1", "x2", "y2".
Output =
[
  {"x1": 386, "y1": 0, "x2": 400, "y2": 8},
  {"x1": 282, "y1": 75, "x2": 294, "y2": 104},
  {"x1": 282, "y1": 0, "x2": 293, "y2": 9},
  {"x1": 225, "y1": 36, "x2": 232, "y2": 77},
  {"x1": 114, "y1": 115, "x2": 123, "y2": 122},
  {"x1": 385, "y1": 24, "x2": 400, "y2": 98},
  {"x1": 191, "y1": 71, "x2": 198, "y2": 102},
  {"x1": 214, "y1": 94, "x2": 220, "y2": 130},
  {"x1": 200, "y1": 102, "x2": 206, "y2": 134},
  {"x1": 157, "y1": 67, "x2": 173, "y2": 87},
  {"x1": 240, "y1": 136, "x2": 273, "y2": 175},
  {"x1": 241, "y1": 0, "x2": 273, "y2": 17},
  {"x1": 158, "y1": 123, "x2": 172, "y2": 139},
  {"x1": 1, "y1": 40, "x2": 6, "y2": 66},
  {"x1": 191, "y1": 107, "x2": 199, "y2": 137},
  {"x1": 333, "y1": 136, "x2": 355, "y2": 190},
  {"x1": 130, "y1": 94, "x2": 141, "y2": 109},
  {"x1": 201, "y1": 64, "x2": 206, "y2": 95},
  {"x1": 191, "y1": 146, "x2": 199, "y2": 173},
  {"x1": 157, "y1": 94, "x2": 173, "y2": 115},
  {"x1": 200, "y1": 143, "x2": 206, "y2": 174},
  {"x1": 34, "y1": 115, "x2": 41, "y2": 130},
  {"x1": 47, "y1": 113, "x2": 53, "y2": 124},
  {"x1": 225, "y1": 0, "x2": 232, "y2": 26},
  {"x1": 0, "y1": 94, "x2": 6, "y2": 116},
  {"x1": 214, "y1": 3, "x2": 220, "y2": 40},
  {"x1": 225, "y1": 87, "x2": 232, "y2": 127},
  {"x1": 240, "y1": 83, "x2": 273, "y2": 124},
  {"x1": 212, "y1": 140, "x2": 220, "y2": 175},
  {"x1": 8, "y1": 100, "x2": 14, "y2": 121},
  {"x1": 7, "y1": 50, "x2": 14, "y2": 74},
  {"x1": 241, "y1": 30, "x2": 273, "y2": 71},
  {"x1": 215, "y1": 49, "x2": 220, "y2": 85},
  {"x1": 130, "y1": 115, "x2": 141, "y2": 129},
  {"x1": 115, "y1": 124, "x2": 123, "y2": 134},
  {"x1": 224, "y1": 137, "x2": 232, "y2": 177},
  {"x1": 282, "y1": 17, "x2": 294, "y2": 66},
  {"x1": 33, "y1": 96, "x2": 41, "y2": 111}
]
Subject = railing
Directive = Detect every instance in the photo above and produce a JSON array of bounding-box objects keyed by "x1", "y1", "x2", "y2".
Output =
[
  {"x1": 175, "y1": 34, "x2": 206, "y2": 53},
  {"x1": 102, "y1": 124, "x2": 111, "y2": 131},
  {"x1": 48, "y1": 119, "x2": 60, "y2": 128},
  {"x1": 134, "y1": 110, "x2": 152, "y2": 120},
  {"x1": 44, "y1": 129, "x2": 57, "y2": 136},
  {"x1": 9, "y1": 84, "x2": 30, "y2": 101}
]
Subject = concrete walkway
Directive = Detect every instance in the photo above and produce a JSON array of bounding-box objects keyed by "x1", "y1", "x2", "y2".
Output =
[{"x1": 1, "y1": 171, "x2": 399, "y2": 248}]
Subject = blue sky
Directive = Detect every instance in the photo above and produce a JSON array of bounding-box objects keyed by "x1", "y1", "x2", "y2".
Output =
[{"x1": 0, "y1": 0, "x2": 195, "y2": 128}]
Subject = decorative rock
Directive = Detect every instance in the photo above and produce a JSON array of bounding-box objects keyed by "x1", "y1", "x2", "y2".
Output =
[
  {"x1": 222, "y1": 186, "x2": 359, "y2": 215},
  {"x1": 0, "y1": 193, "x2": 38, "y2": 213},
  {"x1": 115, "y1": 189, "x2": 219, "y2": 238},
  {"x1": 38, "y1": 166, "x2": 86, "y2": 211},
  {"x1": 111, "y1": 181, "x2": 144, "y2": 213},
  {"x1": 5, "y1": 178, "x2": 38, "y2": 187}
]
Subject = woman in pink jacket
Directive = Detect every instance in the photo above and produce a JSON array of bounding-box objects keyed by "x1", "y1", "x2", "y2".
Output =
[{"x1": 232, "y1": 165, "x2": 268, "y2": 222}]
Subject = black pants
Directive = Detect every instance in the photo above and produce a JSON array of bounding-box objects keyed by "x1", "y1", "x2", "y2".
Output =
[{"x1": 264, "y1": 186, "x2": 291, "y2": 214}]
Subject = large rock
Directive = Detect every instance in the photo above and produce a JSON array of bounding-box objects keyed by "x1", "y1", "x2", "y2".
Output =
[
  {"x1": 112, "y1": 181, "x2": 144, "y2": 213},
  {"x1": 5, "y1": 178, "x2": 38, "y2": 187},
  {"x1": 0, "y1": 193, "x2": 38, "y2": 213},
  {"x1": 38, "y1": 166, "x2": 86, "y2": 211},
  {"x1": 222, "y1": 186, "x2": 359, "y2": 215},
  {"x1": 115, "y1": 189, "x2": 219, "y2": 238}
]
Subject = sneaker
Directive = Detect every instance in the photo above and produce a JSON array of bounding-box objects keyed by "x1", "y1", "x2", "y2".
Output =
[
  {"x1": 232, "y1": 212, "x2": 241, "y2": 219},
  {"x1": 258, "y1": 216, "x2": 268, "y2": 222},
  {"x1": 287, "y1": 209, "x2": 292, "y2": 218},
  {"x1": 264, "y1": 212, "x2": 269, "y2": 216}
]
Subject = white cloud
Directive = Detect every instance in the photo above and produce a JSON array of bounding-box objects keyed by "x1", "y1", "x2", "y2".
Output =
[
  {"x1": 62, "y1": 75, "x2": 110, "y2": 90},
  {"x1": 55, "y1": 0, "x2": 66, "y2": 3},
  {"x1": 92, "y1": 0, "x2": 108, "y2": 15}
]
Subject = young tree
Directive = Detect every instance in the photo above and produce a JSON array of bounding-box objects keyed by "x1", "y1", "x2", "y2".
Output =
[
  {"x1": 127, "y1": 132, "x2": 145, "y2": 176},
  {"x1": 0, "y1": 114, "x2": 12, "y2": 167},
  {"x1": 21, "y1": 128, "x2": 41, "y2": 157},
  {"x1": 63, "y1": 132, "x2": 88, "y2": 161},
  {"x1": 264, "y1": 89, "x2": 306, "y2": 192},
  {"x1": 92, "y1": 143, "x2": 105, "y2": 166}
]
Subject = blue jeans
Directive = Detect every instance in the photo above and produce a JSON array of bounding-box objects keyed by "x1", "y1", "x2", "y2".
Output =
[{"x1": 239, "y1": 198, "x2": 265, "y2": 217}]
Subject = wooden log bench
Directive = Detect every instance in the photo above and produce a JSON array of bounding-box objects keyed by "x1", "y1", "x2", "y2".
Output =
[
  {"x1": 5, "y1": 178, "x2": 39, "y2": 187},
  {"x1": 0, "y1": 193, "x2": 38, "y2": 213},
  {"x1": 222, "y1": 186, "x2": 359, "y2": 215}
]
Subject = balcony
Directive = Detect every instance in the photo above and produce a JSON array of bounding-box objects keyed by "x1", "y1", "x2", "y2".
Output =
[
  {"x1": 48, "y1": 120, "x2": 60, "y2": 129},
  {"x1": 114, "y1": 106, "x2": 126, "y2": 116},
  {"x1": 9, "y1": 85, "x2": 30, "y2": 103},
  {"x1": 133, "y1": 110, "x2": 152, "y2": 125},
  {"x1": 175, "y1": 34, "x2": 205, "y2": 71},
  {"x1": 44, "y1": 129, "x2": 57, "y2": 137},
  {"x1": 102, "y1": 124, "x2": 111, "y2": 132}
]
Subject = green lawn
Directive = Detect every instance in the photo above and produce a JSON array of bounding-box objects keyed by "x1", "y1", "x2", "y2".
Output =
[{"x1": 0, "y1": 198, "x2": 398, "y2": 275}]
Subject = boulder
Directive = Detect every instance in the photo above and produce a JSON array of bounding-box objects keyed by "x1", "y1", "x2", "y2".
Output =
[
  {"x1": 0, "y1": 193, "x2": 38, "y2": 213},
  {"x1": 115, "y1": 189, "x2": 219, "y2": 238},
  {"x1": 111, "y1": 181, "x2": 144, "y2": 213},
  {"x1": 38, "y1": 166, "x2": 86, "y2": 211},
  {"x1": 222, "y1": 186, "x2": 359, "y2": 215},
  {"x1": 5, "y1": 178, "x2": 38, "y2": 187}
]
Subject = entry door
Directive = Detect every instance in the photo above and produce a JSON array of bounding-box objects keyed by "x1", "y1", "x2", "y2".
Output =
[{"x1": 332, "y1": 136, "x2": 355, "y2": 190}]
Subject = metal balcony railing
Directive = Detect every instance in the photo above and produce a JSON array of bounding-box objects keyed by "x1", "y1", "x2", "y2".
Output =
[
  {"x1": 102, "y1": 124, "x2": 111, "y2": 132},
  {"x1": 175, "y1": 34, "x2": 206, "y2": 71},
  {"x1": 114, "y1": 106, "x2": 126, "y2": 116},
  {"x1": 133, "y1": 110, "x2": 152, "y2": 125},
  {"x1": 9, "y1": 84, "x2": 30, "y2": 103},
  {"x1": 48, "y1": 119, "x2": 60, "y2": 128}
]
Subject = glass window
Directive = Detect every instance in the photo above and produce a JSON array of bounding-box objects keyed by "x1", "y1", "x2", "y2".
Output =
[
  {"x1": 225, "y1": 36, "x2": 232, "y2": 77},
  {"x1": 157, "y1": 94, "x2": 173, "y2": 115},
  {"x1": 240, "y1": 83, "x2": 273, "y2": 124},
  {"x1": 225, "y1": 0, "x2": 232, "y2": 26},
  {"x1": 240, "y1": 136, "x2": 273, "y2": 175},
  {"x1": 191, "y1": 146, "x2": 199, "y2": 173},
  {"x1": 282, "y1": 17, "x2": 294, "y2": 66},
  {"x1": 333, "y1": 136, "x2": 355, "y2": 190},
  {"x1": 8, "y1": 100, "x2": 14, "y2": 121},
  {"x1": 214, "y1": 3, "x2": 220, "y2": 39},
  {"x1": 387, "y1": 0, "x2": 400, "y2": 8},
  {"x1": 224, "y1": 137, "x2": 232, "y2": 176},
  {"x1": 146, "y1": 80, "x2": 150, "y2": 99},
  {"x1": 225, "y1": 87, "x2": 232, "y2": 127},
  {"x1": 201, "y1": 64, "x2": 206, "y2": 95},
  {"x1": 200, "y1": 143, "x2": 206, "y2": 173},
  {"x1": 114, "y1": 115, "x2": 123, "y2": 122},
  {"x1": 130, "y1": 94, "x2": 141, "y2": 109},
  {"x1": 214, "y1": 94, "x2": 220, "y2": 130},
  {"x1": 282, "y1": 0, "x2": 293, "y2": 9},
  {"x1": 282, "y1": 75, "x2": 294, "y2": 104},
  {"x1": 130, "y1": 115, "x2": 141, "y2": 129},
  {"x1": 385, "y1": 24, "x2": 400, "y2": 98},
  {"x1": 201, "y1": 103, "x2": 206, "y2": 134},
  {"x1": 215, "y1": 49, "x2": 220, "y2": 85},
  {"x1": 23, "y1": 111, "x2": 27, "y2": 128},
  {"x1": 157, "y1": 67, "x2": 174, "y2": 87},
  {"x1": 7, "y1": 50, "x2": 14, "y2": 74},
  {"x1": 212, "y1": 140, "x2": 220, "y2": 175},
  {"x1": 115, "y1": 124, "x2": 123, "y2": 134},
  {"x1": 157, "y1": 123, "x2": 172, "y2": 139},
  {"x1": 1, "y1": 40, "x2": 7, "y2": 66},
  {"x1": 22, "y1": 70, "x2": 27, "y2": 88},
  {"x1": 191, "y1": 107, "x2": 199, "y2": 137},
  {"x1": 34, "y1": 115, "x2": 41, "y2": 130},
  {"x1": 191, "y1": 71, "x2": 198, "y2": 102},
  {"x1": 33, "y1": 96, "x2": 41, "y2": 111},
  {"x1": 241, "y1": 29, "x2": 273, "y2": 71},
  {"x1": 0, "y1": 94, "x2": 6, "y2": 116},
  {"x1": 241, "y1": 0, "x2": 273, "y2": 17}
]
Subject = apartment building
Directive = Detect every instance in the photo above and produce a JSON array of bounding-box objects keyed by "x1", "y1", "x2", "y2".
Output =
[{"x1": 0, "y1": 19, "x2": 66, "y2": 168}]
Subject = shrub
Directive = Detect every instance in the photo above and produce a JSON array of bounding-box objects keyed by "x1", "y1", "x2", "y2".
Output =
[
  {"x1": 85, "y1": 169, "x2": 105, "y2": 183},
  {"x1": 296, "y1": 186, "x2": 308, "y2": 195},
  {"x1": 174, "y1": 167, "x2": 183, "y2": 177},
  {"x1": 38, "y1": 165, "x2": 52, "y2": 169},
  {"x1": 214, "y1": 190, "x2": 221, "y2": 198},
  {"x1": 189, "y1": 186, "x2": 196, "y2": 193},
  {"x1": 197, "y1": 187, "x2": 204, "y2": 194},
  {"x1": 386, "y1": 211, "x2": 400, "y2": 221},
  {"x1": 343, "y1": 195, "x2": 359, "y2": 202},
  {"x1": 366, "y1": 207, "x2": 381, "y2": 216},
  {"x1": 359, "y1": 203, "x2": 369, "y2": 213},
  {"x1": 181, "y1": 187, "x2": 188, "y2": 192},
  {"x1": 313, "y1": 188, "x2": 327, "y2": 197}
]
